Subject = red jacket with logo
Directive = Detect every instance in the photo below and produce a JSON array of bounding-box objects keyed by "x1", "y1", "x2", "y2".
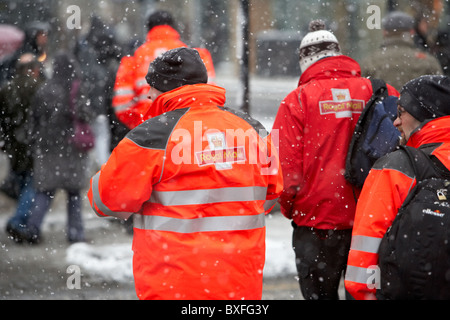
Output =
[
  {"x1": 272, "y1": 55, "x2": 399, "y2": 230},
  {"x1": 88, "y1": 84, "x2": 283, "y2": 300},
  {"x1": 112, "y1": 25, "x2": 216, "y2": 129},
  {"x1": 345, "y1": 116, "x2": 450, "y2": 300}
]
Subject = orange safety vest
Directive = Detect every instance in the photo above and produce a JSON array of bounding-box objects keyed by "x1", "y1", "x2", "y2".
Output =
[
  {"x1": 88, "y1": 84, "x2": 283, "y2": 300},
  {"x1": 112, "y1": 25, "x2": 216, "y2": 129}
]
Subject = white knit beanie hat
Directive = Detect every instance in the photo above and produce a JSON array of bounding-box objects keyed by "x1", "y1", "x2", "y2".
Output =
[{"x1": 299, "y1": 20, "x2": 341, "y2": 72}]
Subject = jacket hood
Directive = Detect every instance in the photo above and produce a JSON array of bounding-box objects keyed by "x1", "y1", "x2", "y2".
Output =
[
  {"x1": 408, "y1": 116, "x2": 450, "y2": 147},
  {"x1": 298, "y1": 55, "x2": 362, "y2": 86},
  {"x1": 143, "y1": 83, "x2": 226, "y2": 118}
]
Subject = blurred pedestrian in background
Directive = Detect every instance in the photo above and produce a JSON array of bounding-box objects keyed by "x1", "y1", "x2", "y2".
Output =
[
  {"x1": 19, "y1": 51, "x2": 94, "y2": 244},
  {"x1": 362, "y1": 11, "x2": 442, "y2": 91},
  {"x1": 75, "y1": 15, "x2": 126, "y2": 167},
  {"x1": 112, "y1": 10, "x2": 215, "y2": 130},
  {"x1": 110, "y1": 10, "x2": 217, "y2": 234},
  {"x1": 0, "y1": 21, "x2": 50, "y2": 202},
  {"x1": 0, "y1": 21, "x2": 49, "y2": 86},
  {"x1": 1, "y1": 53, "x2": 44, "y2": 242}
]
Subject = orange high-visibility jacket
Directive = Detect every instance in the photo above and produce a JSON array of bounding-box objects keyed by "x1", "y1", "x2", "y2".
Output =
[
  {"x1": 88, "y1": 84, "x2": 283, "y2": 300},
  {"x1": 112, "y1": 25, "x2": 216, "y2": 129},
  {"x1": 345, "y1": 116, "x2": 450, "y2": 300}
]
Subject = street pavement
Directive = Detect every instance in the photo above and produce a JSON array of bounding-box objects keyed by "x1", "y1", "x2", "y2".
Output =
[{"x1": 0, "y1": 186, "x2": 302, "y2": 300}]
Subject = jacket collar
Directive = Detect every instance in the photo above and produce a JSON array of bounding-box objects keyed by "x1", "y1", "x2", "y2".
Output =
[
  {"x1": 298, "y1": 55, "x2": 362, "y2": 86},
  {"x1": 382, "y1": 36, "x2": 416, "y2": 49},
  {"x1": 146, "y1": 25, "x2": 181, "y2": 42},
  {"x1": 144, "y1": 84, "x2": 226, "y2": 118},
  {"x1": 408, "y1": 116, "x2": 450, "y2": 148}
]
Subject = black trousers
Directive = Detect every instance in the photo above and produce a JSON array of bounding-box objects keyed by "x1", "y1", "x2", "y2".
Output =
[{"x1": 292, "y1": 223, "x2": 352, "y2": 300}]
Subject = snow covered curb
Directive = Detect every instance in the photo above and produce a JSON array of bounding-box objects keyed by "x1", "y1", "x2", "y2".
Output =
[{"x1": 66, "y1": 242, "x2": 133, "y2": 283}]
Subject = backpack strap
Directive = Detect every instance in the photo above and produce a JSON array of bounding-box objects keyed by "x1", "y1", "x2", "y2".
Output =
[
  {"x1": 369, "y1": 78, "x2": 388, "y2": 100},
  {"x1": 401, "y1": 145, "x2": 450, "y2": 182}
]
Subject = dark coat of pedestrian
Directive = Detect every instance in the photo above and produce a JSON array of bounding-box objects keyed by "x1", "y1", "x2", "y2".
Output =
[
  {"x1": 362, "y1": 11, "x2": 442, "y2": 91},
  {"x1": 0, "y1": 53, "x2": 42, "y2": 175},
  {"x1": 0, "y1": 21, "x2": 49, "y2": 86},
  {"x1": 76, "y1": 15, "x2": 126, "y2": 155},
  {"x1": 20, "y1": 51, "x2": 95, "y2": 243},
  {"x1": 1, "y1": 53, "x2": 44, "y2": 241},
  {"x1": 31, "y1": 52, "x2": 92, "y2": 192}
]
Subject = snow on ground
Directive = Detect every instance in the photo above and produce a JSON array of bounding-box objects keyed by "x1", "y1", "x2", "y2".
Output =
[
  {"x1": 65, "y1": 212, "x2": 297, "y2": 283},
  {"x1": 66, "y1": 242, "x2": 133, "y2": 282}
]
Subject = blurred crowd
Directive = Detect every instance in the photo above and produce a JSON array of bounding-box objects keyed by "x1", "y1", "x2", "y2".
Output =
[{"x1": 0, "y1": 15, "x2": 129, "y2": 244}]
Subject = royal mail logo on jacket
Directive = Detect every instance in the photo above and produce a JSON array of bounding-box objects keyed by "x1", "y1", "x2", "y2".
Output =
[
  {"x1": 319, "y1": 88, "x2": 365, "y2": 118},
  {"x1": 195, "y1": 132, "x2": 246, "y2": 169}
]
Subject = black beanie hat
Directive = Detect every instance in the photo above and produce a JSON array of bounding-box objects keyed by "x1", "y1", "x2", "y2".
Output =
[
  {"x1": 146, "y1": 10, "x2": 175, "y2": 31},
  {"x1": 398, "y1": 75, "x2": 450, "y2": 122},
  {"x1": 146, "y1": 47, "x2": 208, "y2": 92}
]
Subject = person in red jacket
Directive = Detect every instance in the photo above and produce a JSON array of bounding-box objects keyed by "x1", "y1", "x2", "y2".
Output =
[
  {"x1": 272, "y1": 20, "x2": 399, "y2": 300},
  {"x1": 112, "y1": 10, "x2": 215, "y2": 129},
  {"x1": 345, "y1": 75, "x2": 450, "y2": 300},
  {"x1": 88, "y1": 47, "x2": 283, "y2": 300}
]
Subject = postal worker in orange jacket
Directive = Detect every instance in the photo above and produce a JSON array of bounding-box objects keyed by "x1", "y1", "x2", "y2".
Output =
[
  {"x1": 112, "y1": 10, "x2": 215, "y2": 130},
  {"x1": 345, "y1": 75, "x2": 450, "y2": 299},
  {"x1": 88, "y1": 47, "x2": 283, "y2": 300}
]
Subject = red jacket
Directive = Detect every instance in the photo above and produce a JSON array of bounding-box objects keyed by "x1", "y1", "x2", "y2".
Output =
[
  {"x1": 272, "y1": 55, "x2": 399, "y2": 230},
  {"x1": 88, "y1": 84, "x2": 283, "y2": 300},
  {"x1": 345, "y1": 116, "x2": 450, "y2": 300},
  {"x1": 112, "y1": 25, "x2": 216, "y2": 129}
]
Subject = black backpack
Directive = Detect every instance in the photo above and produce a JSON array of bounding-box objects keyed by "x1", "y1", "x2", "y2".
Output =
[
  {"x1": 378, "y1": 145, "x2": 450, "y2": 300},
  {"x1": 345, "y1": 78, "x2": 400, "y2": 189}
]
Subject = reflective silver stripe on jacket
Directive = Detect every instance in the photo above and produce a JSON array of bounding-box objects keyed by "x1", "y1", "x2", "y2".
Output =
[
  {"x1": 91, "y1": 172, "x2": 134, "y2": 220},
  {"x1": 350, "y1": 235, "x2": 382, "y2": 254},
  {"x1": 345, "y1": 265, "x2": 379, "y2": 288},
  {"x1": 114, "y1": 100, "x2": 136, "y2": 112},
  {"x1": 345, "y1": 235, "x2": 382, "y2": 286},
  {"x1": 148, "y1": 186, "x2": 268, "y2": 206},
  {"x1": 92, "y1": 173, "x2": 275, "y2": 220},
  {"x1": 134, "y1": 212, "x2": 265, "y2": 233},
  {"x1": 113, "y1": 88, "x2": 134, "y2": 96}
]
